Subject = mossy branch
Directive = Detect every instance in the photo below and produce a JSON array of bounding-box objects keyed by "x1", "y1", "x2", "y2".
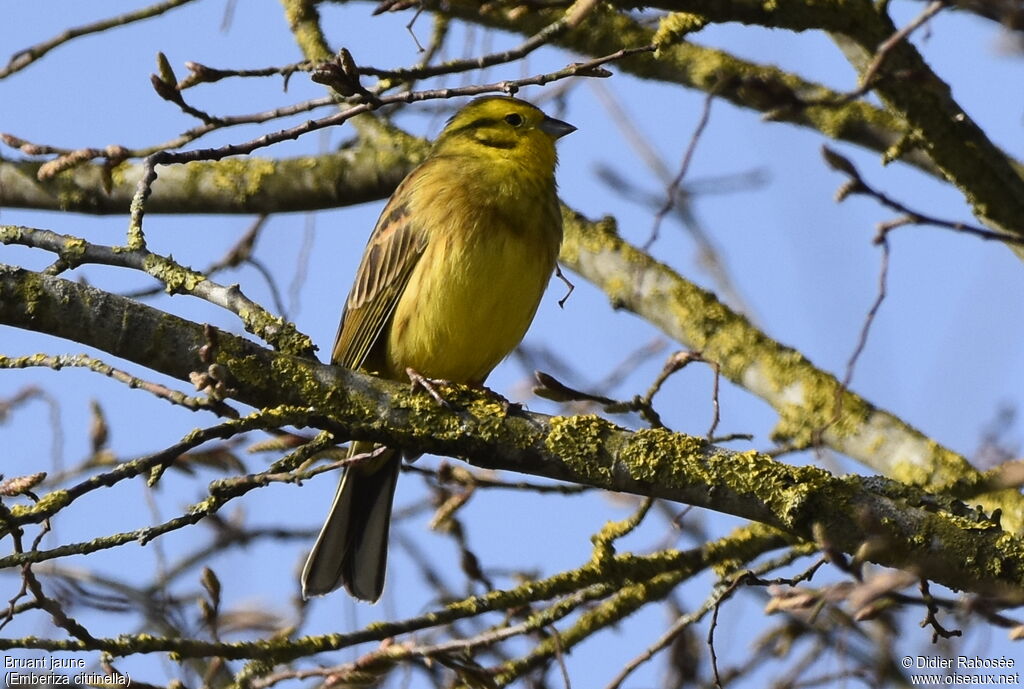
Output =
[
  {"x1": 416, "y1": 0, "x2": 948, "y2": 180},
  {"x1": 6, "y1": 117, "x2": 1017, "y2": 528},
  {"x1": 0, "y1": 134, "x2": 427, "y2": 214},
  {"x1": 558, "y1": 209, "x2": 1024, "y2": 532},
  {"x1": 1, "y1": 225, "x2": 315, "y2": 356},
  {"x1": 280, "y1": 0, "x2": 334, "y2": 63},
  {"x1": 0, "y1": 521, "x2": 788, "y2": 661},
  {"x1": 3, "y1": 264, "x2": 1024, "y2": 598},
  {"x1": 633, "y1": 0, "x2": 1024, "y2": 246},
  {"x1": 400, "y1": 0, "x2": 1024, "y2": 258}
]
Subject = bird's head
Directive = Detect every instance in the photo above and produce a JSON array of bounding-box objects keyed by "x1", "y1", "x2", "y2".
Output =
[{"x1": 433, "y1": 96, "x2": 576, "y2": 171}]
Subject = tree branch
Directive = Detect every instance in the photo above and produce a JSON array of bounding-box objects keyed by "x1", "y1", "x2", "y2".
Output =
[
  {"x1": 0, "y1": 135, "x2": 427, "y2": 215},
  {"x1": 409, "y1": 0, "x2": 949, "y2": 179},
  {"x1": 557, "y1": 209, "x2": 1024, "y2": 532},
  {"x1": 0, "y1": 521, "x2": 789, "y2": 660},
  {"x1": 6, "y1": 122, "x2": 1019, "y2": 528},
  {"x1": 620, "y1": 0, "x2": 1024, "y2": 247},
  {"x1": 2, "y1": 264, "x2": 1021, "y2": 598},
  {"x1": 0, "y1": 0, "x2": 199, "y2": 80}
]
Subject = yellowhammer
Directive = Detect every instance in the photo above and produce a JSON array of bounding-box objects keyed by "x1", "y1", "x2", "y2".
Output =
[{"x1": 302, "y1": 96, "x2": 575, "y2": 601}]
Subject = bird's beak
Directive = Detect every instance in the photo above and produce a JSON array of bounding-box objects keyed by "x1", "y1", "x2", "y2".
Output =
[{"x1": 539, "y1": 115, "x2": 577, "y2": 139}]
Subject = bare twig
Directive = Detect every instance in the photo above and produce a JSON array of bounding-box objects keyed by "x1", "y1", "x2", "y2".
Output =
[
  {"x1": 646, "y1": 91, "x2": 715, "y2": 249},
  {"x1": 604, "y1": 596, "x2": 717, "y2": 689},
  {"x1": 0, "y1": 225, "x2": 314, "y2": 356},
  {"x1": 0, "y1": 385, "x2": 64, "y2": 470},
  {"x1": 918, "y1": 578, "x2": 962, "y2": 642},
  {"x1": 856, "y1": 1, "x2": 948, "y2": 99},
  {"x1": 822, "y1": 146, "x2": 1024, "y2": 246},
  {"x1": 366, "y1": 1, "x2": 595, "y2": 84},
  {"x1": 819, "y1": 233, "x2": 890, "y2": 446},
  {"x1": 0, "y1": 352, "x2": 238, "y2": 416},
  {"x1": 119, "y1": 44, "x2": 653, "y2": 251},
  {"x1": 1, "y1": 0, "x2": 198, "y2": 79}
]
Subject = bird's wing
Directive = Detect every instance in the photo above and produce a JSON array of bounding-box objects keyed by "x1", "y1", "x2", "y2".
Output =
[{"x1": 332, "y1": 171, "x2": 430, "y2": 370}]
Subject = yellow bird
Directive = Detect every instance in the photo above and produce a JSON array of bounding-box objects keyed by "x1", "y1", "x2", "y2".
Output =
[{"x1": 302, "y1": 96, "x2": 575, "y2": 601}]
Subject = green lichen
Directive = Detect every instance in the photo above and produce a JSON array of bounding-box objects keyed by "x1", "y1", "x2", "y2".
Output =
[
  {"x1": 280, "y1": 0, "x2": 332, "y2": 61},
  {"x1": 545, "y1": 414, "x2": 616, "y2": 483},
  {"x1": 717, "y1": 449, "x2": 835, "y2": 525},
  {"x1": 464, "y1": 396, "x2": 512, "y2": 441},
  {"x1": 60, "y1": 236, "x2": 88, "y2": 267},
  {"x1": 617, "y1": 427, "x2": 707, "y2": 485},
  {"x1": 492, "y1": 568, "x2": 685, "y2": 685},
  {"x1": 13, "y1": 268, "x2": 45, "y2": 316},
  {"x1": 8, "y1": 489, "x2": 71, "y2": 519},
  {"x1": 0, "y1": 225, "x2": 25, "y2": 244},
  {"x1": 705, "y1": 522, "x2": 792, "y2": 577},
  {"x1": 770, "y1": 375, "x2": 872, "y2": 445},
  {"x1": 245, "y1": 311, "x2": 315, "y2": 357},
  {"x1": 218, "y1": 350, "x2": 279, "y2": 395},
  {"x1": 652, "y1": 12, "x2": 707, "y2": 52},
  {"x1": 108, "y1": 160, "x2": 133, "y2": 188},
  {"x1": 560, "y1": 211, "x2": 618, "y2": 262},
  {"x1": 589, "y1": 499, "x2": 653, "y2": 564},
  {"x1": 207, "y1": 157, "x2": 276, "y2": 204},
  {"x1": 142, "y1": 254, "x2": 207, "y2": 293},
  {"x1": 52, "y1": 174, "x2": 90, "y2": 211}
]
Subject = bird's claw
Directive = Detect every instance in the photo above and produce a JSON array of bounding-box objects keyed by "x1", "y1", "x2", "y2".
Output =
[{"x1": 406, "y1": 368, "x2": 454, "y2": 409}]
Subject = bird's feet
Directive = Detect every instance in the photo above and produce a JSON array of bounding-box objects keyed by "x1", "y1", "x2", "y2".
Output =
[
  {"x1": 406, "y1": 368, "x2": 454, "y2": 409},
  {"x1": 484, "y1": 388, "x2": 523, "y2": 415}
]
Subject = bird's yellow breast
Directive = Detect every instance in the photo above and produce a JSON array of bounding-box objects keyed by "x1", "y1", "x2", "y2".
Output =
[{"x1": 381, "y1": 165, "x2": 561, "y2": 385}]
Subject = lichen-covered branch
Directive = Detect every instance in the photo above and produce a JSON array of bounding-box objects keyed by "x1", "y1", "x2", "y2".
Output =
[
  {"x1": 1, "y1": 225, "x2": 314, "y2": 356},
  {"x1": 633, "y1": 0, "x2": 1024, "y2": 244},
  {"x1": 0, "y1": 137, "x2": 426, "y2": 214},
  {"x1": 280, "y1": 0, "x2": 334, "y2": 63},
  {"x1": 408, "y1": 0, "x2": 944, "y2": 179},
  {"x1": 8, "y1": 109, "x2": 1015, "y2": 526},
  {"x1": 0, "y1": 404, "x2": 311, "y2": 531},
  {"x1": 0, "y1": 521, "x2": 788, "y2": 661},
  {"x1": 3, "y1": 264, "x2": 1023, "y2": 597},
  {"x1": 559, "y1": 209, "x2": 1024, "y2": 532},
  {"x1": 0, "y1": 0, "x2": 198, "y2": 80}
]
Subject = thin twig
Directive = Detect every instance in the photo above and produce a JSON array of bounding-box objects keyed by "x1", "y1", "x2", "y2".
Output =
[
  {"x1": 823, "y1": 146, "x2": 1024, "y2": 246},
  {"x1": 116, "y1": 44, "x2": 651, "y2": 252},
  {"x1": 819, "y1": 234, "x2": 890, "y2": 446},
  {"x1": 645, "y1": 91, "x2": 715, "y2": 249},
  {"x1": 857, "y1": 1, "x2": 948, "y2": 97},
  {"x1": 604, "y1": 597, "x2": 717, "y2": 689},
  {"x1": 550, "y1": 626, "x2": 572, "y2": 689},
  {"x1": 1, "y1": 225, "x2": 314, "y2": 356},
  {"x1": 804, "y1": 0, "x2": 949, "y2": 107},
  {"x1": 0, "y1": 352, "x2": 238, "y2": 416},
  {"x1": 1, "y1": 0, "x2": 198, "y2": 79},
  {"x1": 1, "y1": 406, "x2": 317, "y2": 534},
  {"x1": 2, "y1": 95, "x2": 338, "y2": 178},
  {"x1": 918, "y1": 578, "x2": 962, "y2": 642},
  {"x1": 365, "y1": 4, "x2": 587, "y2": 84}
]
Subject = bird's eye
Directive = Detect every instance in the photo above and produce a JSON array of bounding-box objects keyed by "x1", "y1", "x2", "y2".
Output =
[{"x1": 504, "y1": 113, "x2": 524, "y2": 127}]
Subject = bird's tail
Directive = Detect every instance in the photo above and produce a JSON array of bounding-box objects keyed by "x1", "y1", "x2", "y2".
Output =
[{"x1": 301, "y1": 443, "x2": 400, "y2": 602}]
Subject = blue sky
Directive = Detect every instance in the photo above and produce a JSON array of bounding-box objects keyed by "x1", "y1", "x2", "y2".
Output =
[{"x1": 2, "y1": 1, "x2": 1023, "y2": 686}]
